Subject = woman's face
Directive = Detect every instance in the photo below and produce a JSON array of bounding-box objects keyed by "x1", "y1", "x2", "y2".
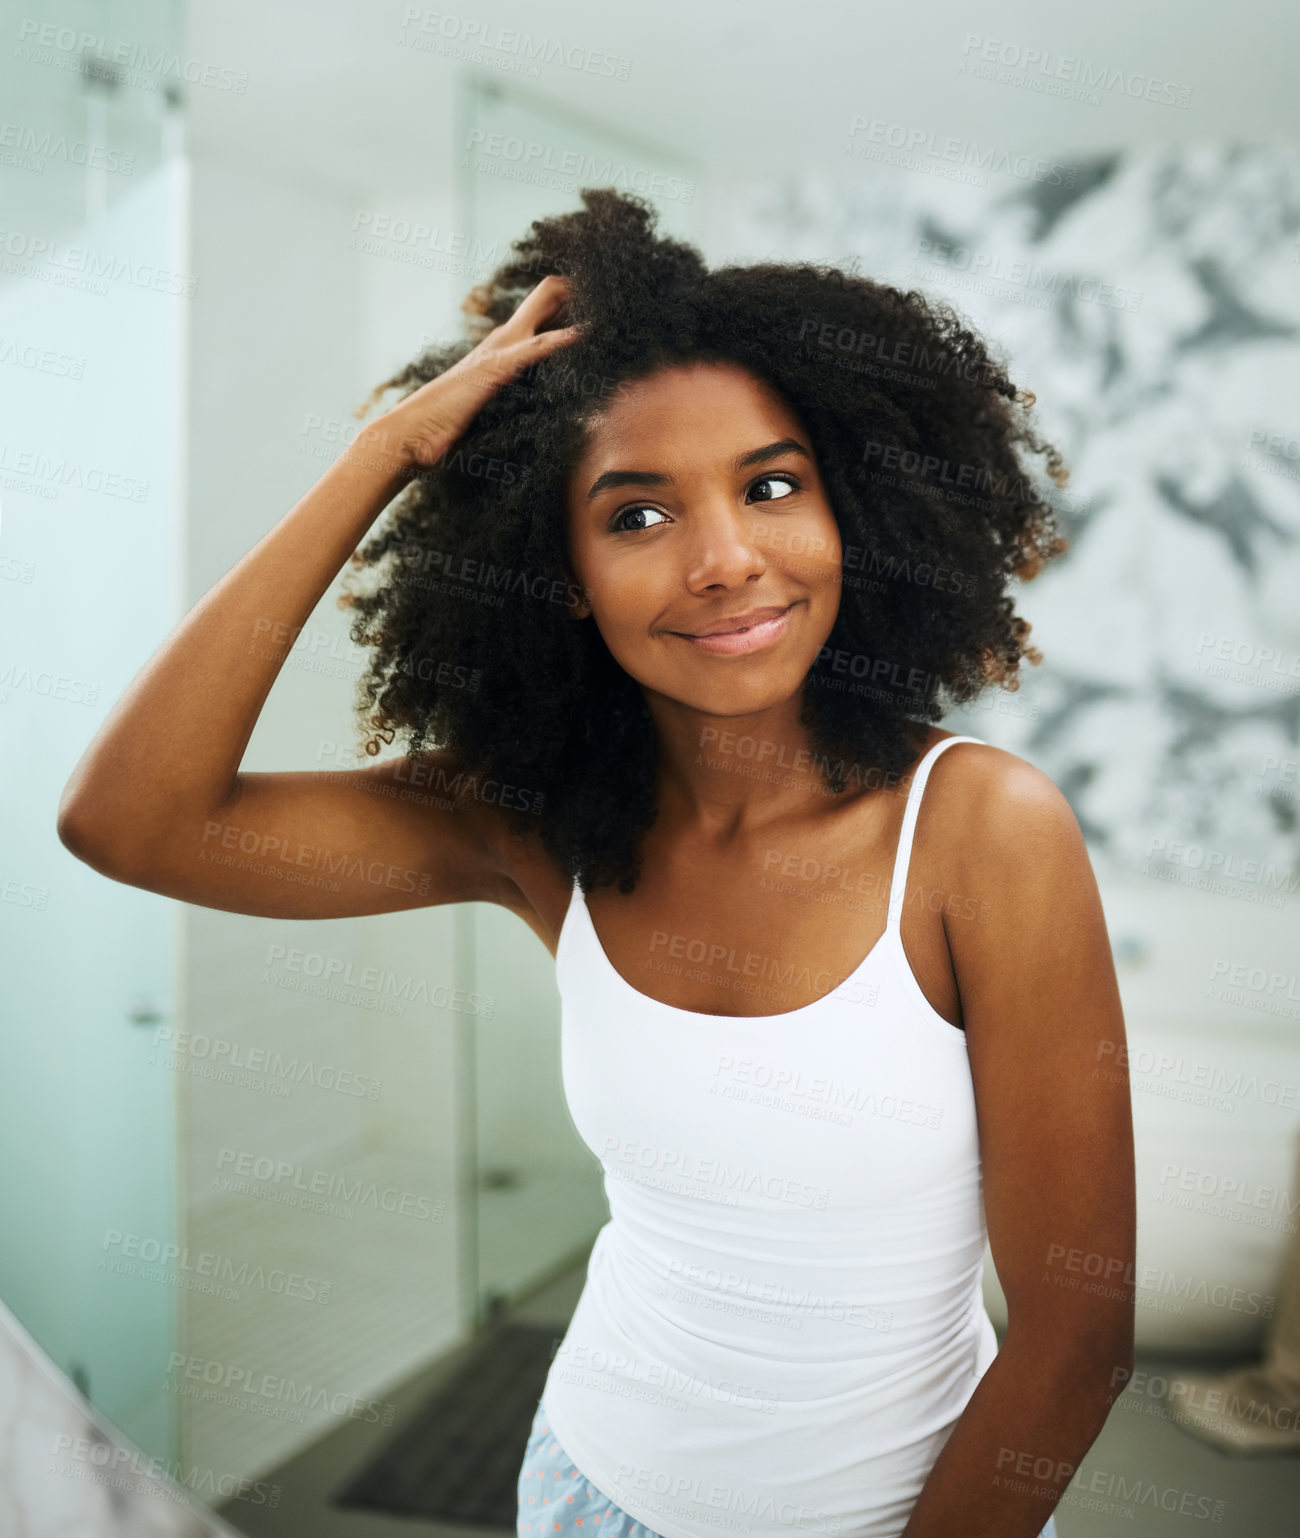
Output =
[{"x1": 563, "y1": 361, "x2": 843, "y2": 719}]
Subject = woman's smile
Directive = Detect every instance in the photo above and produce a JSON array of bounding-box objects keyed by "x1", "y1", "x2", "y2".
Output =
[{"x1": 667, "y1": 600, "x2": 800, "y2": 656}]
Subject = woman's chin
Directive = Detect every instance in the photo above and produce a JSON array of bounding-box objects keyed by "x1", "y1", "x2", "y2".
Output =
[{"x1": 654, "y1": 675, "x2": 811, "y2": 719}]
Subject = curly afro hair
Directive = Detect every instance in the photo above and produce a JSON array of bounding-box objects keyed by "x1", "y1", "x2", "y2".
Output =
[{"x1": 341, "y1": 186, "x2": 1070, "y2": 894}]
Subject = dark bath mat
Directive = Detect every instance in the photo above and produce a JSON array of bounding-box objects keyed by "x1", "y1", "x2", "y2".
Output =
[{"x1": 331, "y1": 1322, "x2": 559, "y2": 1528}]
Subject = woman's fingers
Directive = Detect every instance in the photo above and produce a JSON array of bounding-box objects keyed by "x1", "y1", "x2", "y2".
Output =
[
  {"x1": 464, "y1": 317, "x2": 583, "y2": 390},
  {"x1": 502, "y1": 273, "x2": 573, "y2": 337},
  {"x1": 361, "y1": 276, "x2": 584, "y2": 473}
]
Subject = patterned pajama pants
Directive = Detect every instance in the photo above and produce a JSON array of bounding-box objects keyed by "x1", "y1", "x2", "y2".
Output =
[{"x1": 517, "y1": 1396, "x2": 1061, "y2": 1538}]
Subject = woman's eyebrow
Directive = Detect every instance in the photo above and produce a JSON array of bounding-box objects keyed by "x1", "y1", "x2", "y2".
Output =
[{"x1": 585, "y1": 438, "x2": 811, "y2": 501}]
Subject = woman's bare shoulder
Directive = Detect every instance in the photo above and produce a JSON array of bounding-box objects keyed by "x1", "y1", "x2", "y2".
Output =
[
  {"x1": 960, "y1": 740, "x2": 1071, "y2": 818},
  {"x1": 916, "y1": 733, "x2": 1094, "y2": 974},
  {"x1": 924, "y1": 729, "x2": 1066, "y2": 812},
  {"x1": 915, "y1": 729, "x2": 1083, "y2": 893}
]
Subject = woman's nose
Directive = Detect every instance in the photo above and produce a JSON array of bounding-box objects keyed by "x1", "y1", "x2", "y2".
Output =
[{"x1": 681, "y1": 503, "x2": 768, "y2": 590}]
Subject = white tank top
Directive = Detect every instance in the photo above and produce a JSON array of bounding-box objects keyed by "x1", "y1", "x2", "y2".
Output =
[{"x1": 539, "y1": 733, "x2": 998, "y2": 1538}]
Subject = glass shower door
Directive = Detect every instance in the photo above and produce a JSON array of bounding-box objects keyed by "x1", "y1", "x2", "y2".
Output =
[{"x1": 0, "y1": 0, "x2": 187, "y2": 1461}]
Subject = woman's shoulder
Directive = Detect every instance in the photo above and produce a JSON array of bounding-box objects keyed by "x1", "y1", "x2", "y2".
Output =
[{"x1": 920, "y1": 728, "x2": 1086, "y2": 868}]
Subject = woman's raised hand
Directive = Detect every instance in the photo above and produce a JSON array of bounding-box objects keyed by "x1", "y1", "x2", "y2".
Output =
[{"x1": 360, "y1": 274, "x2": 583, "y2": 476}]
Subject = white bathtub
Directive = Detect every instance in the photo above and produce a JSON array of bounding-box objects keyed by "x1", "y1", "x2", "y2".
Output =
[{"x1": 981, "y1": 865, "x2": 1300, "y2": 1356}]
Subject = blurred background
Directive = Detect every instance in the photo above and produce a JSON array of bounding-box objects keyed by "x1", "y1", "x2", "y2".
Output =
[{"x1": 2, "y1": 0, "x2": 1299, "y2": 1533}]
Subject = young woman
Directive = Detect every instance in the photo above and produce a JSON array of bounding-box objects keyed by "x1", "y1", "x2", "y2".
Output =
[{"x1": 58, "y1": 189, "x2": 1135, "y2": 1538}]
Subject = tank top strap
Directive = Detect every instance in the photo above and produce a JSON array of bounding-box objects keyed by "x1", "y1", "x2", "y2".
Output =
[{"x1": 885, "y1": 734, "x2": 984, "y2": 933}]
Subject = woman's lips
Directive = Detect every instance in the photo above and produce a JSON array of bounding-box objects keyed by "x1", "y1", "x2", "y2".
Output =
[{"x1": 673, "y1": 603, "x2": 795, "y2": 656}]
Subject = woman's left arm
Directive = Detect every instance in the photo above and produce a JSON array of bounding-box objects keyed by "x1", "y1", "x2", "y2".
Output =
[{"x1": 899, "y1": 747, "x2": 1136, "y2": 1538}]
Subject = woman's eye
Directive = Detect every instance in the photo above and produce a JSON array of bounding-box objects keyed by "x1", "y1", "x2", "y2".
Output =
[
  {"x1": 609, "y1": 475, "x2": 799, "y2": 532},
  {"x1": 748, "y1": 474, "x2": 799, "y2": 502},
  {"x1": 611, "y1": 505, "x2": 670, "y2": 533}
]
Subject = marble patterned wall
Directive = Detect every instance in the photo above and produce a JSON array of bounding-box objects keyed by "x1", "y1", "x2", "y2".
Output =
[{"x1": 722, "y1": 146, "x2": 1300, "y2": 881}]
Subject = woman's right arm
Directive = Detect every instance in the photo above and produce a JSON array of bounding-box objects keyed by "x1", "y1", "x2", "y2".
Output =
[{"x1": 55, "y1": 274, "x2": 582, "y2": 921}]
